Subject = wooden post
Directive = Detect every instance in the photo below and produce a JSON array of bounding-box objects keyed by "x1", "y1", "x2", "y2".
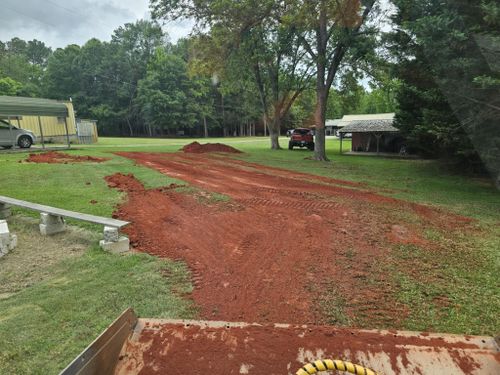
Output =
[
  {"x1": 375, "y1": 133, "x2": 382, "y2": 155},
  {"x1": 339, "y1": 133, "x2": 343, "y2": 154},
  {"x1": 63, "y1": 117, "x2": 71, "y2": 148},
  {"x1": 37, "y1": 116, "x2": 45, "y2": 149},
  {"x1": 8, "y1": 116, "x2": 15, "y2": 148}
]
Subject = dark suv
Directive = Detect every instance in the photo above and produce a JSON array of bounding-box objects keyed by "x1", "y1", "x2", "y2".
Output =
[{"x1": 288, "y1": 128, "x2": 314, "y2": 150}]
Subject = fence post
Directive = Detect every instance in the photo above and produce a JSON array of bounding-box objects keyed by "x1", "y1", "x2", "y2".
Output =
[
  {"x1": 64, "y1": 117, "x2": 71, "y2": 148},
  {"x1": 38, "y1": 116, "x2": 45, "y2": 149}
]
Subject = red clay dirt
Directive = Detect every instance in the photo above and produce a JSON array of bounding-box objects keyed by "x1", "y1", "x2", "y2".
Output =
[
  {"x1": 115, "y1": 320, "x2": 499, "y2": 375},
  {"x1": 26, "y1": 151, "x2": 108, "y2": 164},
  {"x1": 106, "y1": 152, "x2": 474, "y2": 329},
  {"x1": 181, "y1": 141, "x2": 242, "y2": 154}
]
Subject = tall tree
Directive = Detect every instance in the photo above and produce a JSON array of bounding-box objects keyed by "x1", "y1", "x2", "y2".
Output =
[
  {"x1": 390, "y1": 0, "x2": 500, "y2": 181},
  {"x1": 137, "y1": 48, "x2": 198, "y2": 136},
  {"x1": 288, "y1": 0, "x2": 378, "y2": 160},
  {"x1": 110, "y1": 20, "x2": 168, "y2": 136},
  {"x1": 151, "y1": 0, "x2": 313, "y2": 149}
]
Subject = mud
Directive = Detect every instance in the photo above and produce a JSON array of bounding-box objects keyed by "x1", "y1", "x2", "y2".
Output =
[
  {"x1": 115, "y1": 320, "x2": 500, "y2": 375},
  {"x1": 26, "y1": 151, "x2": 108, "y2": 164},
  {"x1": 106, "y1": 153, "x2": 474, "y2": 328},
  {"x1": 181, "y1": 141, "x2": 242, "y2": 154}
]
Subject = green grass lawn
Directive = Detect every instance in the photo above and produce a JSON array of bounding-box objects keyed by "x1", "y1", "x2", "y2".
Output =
[{"x1": 0, "y1": 136, "x2": 499, "y2": 373}]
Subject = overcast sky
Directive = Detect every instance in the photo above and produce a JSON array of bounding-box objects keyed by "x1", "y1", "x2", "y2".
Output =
[{"x1": 0, "y1": 0, "x2": 193, "y2": 48}]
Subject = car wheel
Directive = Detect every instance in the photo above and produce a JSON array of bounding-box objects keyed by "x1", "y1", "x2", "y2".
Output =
[
  {"x1": 308, "y1": 143, "x2": 315, "y2": 151},
  {"x1": 18, "y1": 135, "x2": 33, "y2": 149},
  {"x1": 288, "y1": 142, "x2": 293, "y2": 150}
]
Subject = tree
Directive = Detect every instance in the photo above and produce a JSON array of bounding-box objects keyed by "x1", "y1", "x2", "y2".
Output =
[
  {"x1": 137, "y1": 48, "x2": 198, "y2": 135},
  {"x1": 151, "y1": 0, "x2": 314, "y2": 149},
  {"x1": 0, "y1": 37, "x2": 47, "y2": 96},
  {"x1": 390, "y1": 0, "x2": 500, "y2": 181},
  {"x1": 43, "y1": 44, "x2": 82, "y2": 100},
  {"x1": 109, "y1": 20, "x2": 168, "y2": 136},
  {"x1": 0, "y1": 77, "x2": 23, "y2": 96},
  {"x1": 287, "y1": 0, "x2": 378, "y2": 160}
]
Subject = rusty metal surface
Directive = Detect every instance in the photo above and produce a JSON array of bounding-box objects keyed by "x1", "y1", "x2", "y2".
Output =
[
  {"x1": 59, "y1": 308, "x2": 138, "y2": 375},
  {"x1": 114, "y1": 319, "x2": 500, "y2": 375}
]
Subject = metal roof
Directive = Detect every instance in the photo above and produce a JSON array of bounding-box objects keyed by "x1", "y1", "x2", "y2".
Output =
[
  {"x1": 0, "y1": 96, "x2": 69, "y2": 117},
  {"x1": 337, "y1": 113, "x2": 395, "y2": 128},
  {"x1": 338, "y1": 119, "x2": 399, "y2": 133},
  {"x1": 325, "y1": 119, "x2": 342, "y2": 127}
]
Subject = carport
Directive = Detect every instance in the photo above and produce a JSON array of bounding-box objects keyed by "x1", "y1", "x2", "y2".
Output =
[
  {"x1": 0, "y1": 96, "x2": 71, "y2": 149},
  {"x1": 338, "y1": 119, "x2": 402, "y2": 155}
]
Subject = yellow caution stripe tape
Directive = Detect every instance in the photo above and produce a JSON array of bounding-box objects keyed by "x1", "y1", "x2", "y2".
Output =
[{"x1": 296, "y1": 359, "x2": 379, "y2": 375}]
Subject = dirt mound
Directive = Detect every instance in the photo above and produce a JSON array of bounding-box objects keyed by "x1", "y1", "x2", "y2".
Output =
[
  {"x1": 181, "y1": 141, "x2": 242, "y2": 154},
  {"x1": 26, "y1": 151, "x2": 108, "y2": 164},
  {"x1": 105, "y1": 173, "x2": 145, "y2": 193},
  {"x1": 106, "y1": 153, "x2": 475, "y2": 328}
]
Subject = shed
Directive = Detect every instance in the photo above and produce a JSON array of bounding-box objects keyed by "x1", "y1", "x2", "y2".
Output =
[
  {"x1": 338, "y1": 119, "x2": 403, "y2": 154},
  {"x1": 0, "y1": 96, "x2": 76, "y2": 148}
]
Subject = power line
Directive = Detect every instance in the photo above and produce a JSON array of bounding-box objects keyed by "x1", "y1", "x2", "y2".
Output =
[
  {"x1": 2, "y1": 2, "x2": 60, "y2": 29},
  {"x1": 44, "y1": 0, "x2": 110, "y2": 34}
]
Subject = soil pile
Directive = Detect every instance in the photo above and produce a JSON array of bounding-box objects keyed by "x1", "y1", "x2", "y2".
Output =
[
  {"x1": 26, "y1": 151, "x2": 108, "y2": 164},
  {"x1": 181, "y1": 141, "x2": 242, "y2": 154},
  {"x1": 104, "y1": 173, "x2": 145, "y2": 193}
]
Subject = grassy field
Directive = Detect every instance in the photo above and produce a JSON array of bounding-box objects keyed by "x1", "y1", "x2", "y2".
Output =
[{"x1": 0, "y1": 136, "x2": 499, "y2": 373}]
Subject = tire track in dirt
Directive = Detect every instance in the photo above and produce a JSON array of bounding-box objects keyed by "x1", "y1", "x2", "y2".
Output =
[{"x1": 108, "y1": 153, "x2": 474, "y2": 327}]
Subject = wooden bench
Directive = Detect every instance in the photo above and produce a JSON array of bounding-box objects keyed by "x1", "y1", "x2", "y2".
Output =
[{"x1": 0, "y1": 195, "x2": 130, "y2": 253}]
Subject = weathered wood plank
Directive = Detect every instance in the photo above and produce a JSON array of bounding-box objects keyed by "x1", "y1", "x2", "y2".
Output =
[{"x1": 0, "y1": 195, "x2": 129, "y2": 228}]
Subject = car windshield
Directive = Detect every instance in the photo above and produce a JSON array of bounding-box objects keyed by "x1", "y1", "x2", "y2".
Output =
[{"x1": 293, "y1": 129, "x2": 310, "y2": 135}]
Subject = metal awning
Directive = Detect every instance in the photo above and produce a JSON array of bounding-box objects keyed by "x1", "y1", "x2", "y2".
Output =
[
  {"x1": 339, "y1": 119, "x2": 399, "y2": 133},
  {"x1": 0, "y1": 96, "x2": 68, "y2": 117}
]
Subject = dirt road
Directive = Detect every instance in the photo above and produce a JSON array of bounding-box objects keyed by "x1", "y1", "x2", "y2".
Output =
[{"x1": 108, "y1": 152, "x2": 472, "y2": 327}]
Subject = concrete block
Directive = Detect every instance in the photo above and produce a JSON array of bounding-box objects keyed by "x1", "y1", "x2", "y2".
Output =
[
  {"x1": 0, "y1": 203, "x2": 12, "y2": 219},
  {"x1": 0, "y1": 220, "x2": 16, "y2": 256},
  {"x1": 103, "y1": 226, "x2": 120, "y2": 242},
  {"x1": 100, "y1": 236, "x2": 130, "y2": 254},
  {"x1": 39, "y1": 213, "x2": 66, "y2": 235}
]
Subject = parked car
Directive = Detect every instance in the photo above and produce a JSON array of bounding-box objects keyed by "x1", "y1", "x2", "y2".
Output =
[
  {"x1": 0, "y1": 119, "x2": 36, "y2": 149},
  {"x1": 288, "y1": 128, "x2": 314, "y2": 150}
]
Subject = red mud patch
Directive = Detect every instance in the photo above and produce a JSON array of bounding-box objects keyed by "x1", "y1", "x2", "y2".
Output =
[
  {"x1": 26, "y1": 151, "x2": 108, "y2": 164},
  {"x1": 181, "y1": 141, "x2": 242, "y2": 154},
  {"x1": 115, "y1": 323, "x2": 495, "y2": 375},
  {"x1": 104, "y1": 153, "x2": 475, "y2": 329}
]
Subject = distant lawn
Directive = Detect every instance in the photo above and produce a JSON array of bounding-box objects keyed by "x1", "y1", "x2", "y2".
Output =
[{"x1": 0, "y1": 136, "x2": 498, "y2": 373}]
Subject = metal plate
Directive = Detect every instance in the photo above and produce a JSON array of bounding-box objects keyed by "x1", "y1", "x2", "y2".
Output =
[
  {"x1": 59, "y1": 309, "x2": 138, "y2": 375},
  {"x1": 114, "y1": 319, "x2": 500, "y2": 375}
]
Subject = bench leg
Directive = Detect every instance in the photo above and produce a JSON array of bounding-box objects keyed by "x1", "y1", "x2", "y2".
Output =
[
  {"x1": 0, "y1": 220, "x2": 17, "y2": 257},
  {"x1": 39, "y1": 213, "x2": 66, "y2": 235},
  {"x1": 99, "y1": 226, "x2": 129, "y2": 254},
  {"x1": 0, "y1": 203, "x2": 12, "y2": 220}
]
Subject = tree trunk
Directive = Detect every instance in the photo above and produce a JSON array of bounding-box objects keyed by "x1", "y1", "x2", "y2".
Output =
[
  {"x1": 269, "y1": 116, "x2": 281, "y2": 150},
  {"x1": 126, "y1": 117, "x2": 134, "y2": 137},
  {"x1": 203, "y1": 116, "x2": 208, "y2": 138},
  {"x1": 314, "y1": 88, "x2": 328, "y2": 161}
]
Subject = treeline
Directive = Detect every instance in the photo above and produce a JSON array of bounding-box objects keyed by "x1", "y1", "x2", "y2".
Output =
[
  {"x1": 1, "y1": 0, "x2": 498, "y2": 180},
  {"x1": 0, "y1": 21, "x2": 392, "y2": 139}
]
